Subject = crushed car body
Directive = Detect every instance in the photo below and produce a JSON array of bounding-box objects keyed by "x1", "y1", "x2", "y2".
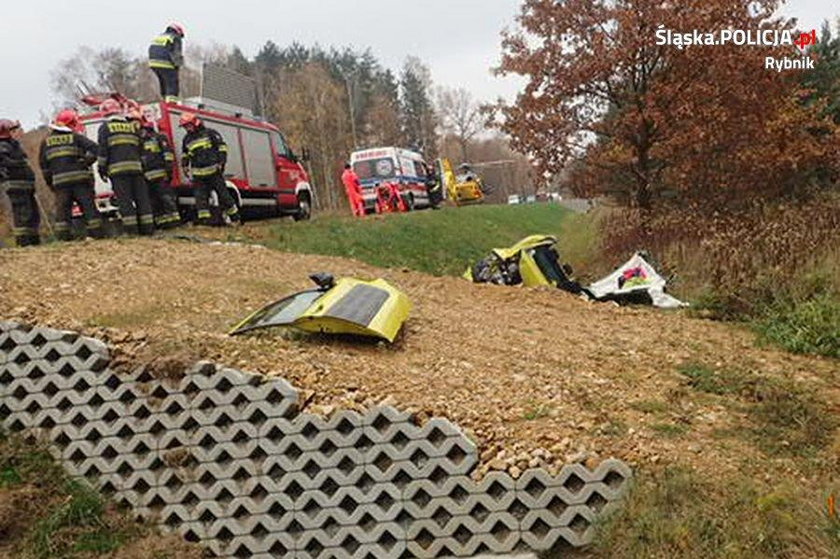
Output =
[
  {"x1": 465, "y1": 235, "x2": 584, "y2": 294},
  {"x1": 230, "y1": 273, "x2": 412, "y2": 342},
  {"x1": 466, "y1": 236, "x2": 687, "y2": 308}
]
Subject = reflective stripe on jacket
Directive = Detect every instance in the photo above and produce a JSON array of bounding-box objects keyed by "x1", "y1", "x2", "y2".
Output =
[
  {"x1": 38, "y1": 130, "x2": 98, "y2": 187},
  {"x1": 148, "y1": 31, "x2": 182, "y2": 69},
  {"x1": 97, "y1": 119, "x2": 143, "y2": 177},
  {"x1": 181, "y1": 126, "x2": 228, "y2": 178}
]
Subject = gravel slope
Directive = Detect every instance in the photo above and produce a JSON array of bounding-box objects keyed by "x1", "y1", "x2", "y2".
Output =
[{"x1": 1, "y1": 238, "x2": 837, "y2": 480}]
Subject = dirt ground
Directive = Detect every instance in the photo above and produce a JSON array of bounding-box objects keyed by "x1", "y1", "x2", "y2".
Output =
[{"x1": 0, "y1": 238, "x2": 837, "y2": 480}]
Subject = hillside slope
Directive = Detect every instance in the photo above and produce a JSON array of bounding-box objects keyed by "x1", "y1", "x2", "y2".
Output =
[{"x1": 1, "y1": 238, "x2": 836, "y2": 479}]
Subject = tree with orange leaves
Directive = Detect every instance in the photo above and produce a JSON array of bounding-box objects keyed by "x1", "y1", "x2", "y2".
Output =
[{"x1": 496, "y1": 0, "x2": 839, "y2": 208}]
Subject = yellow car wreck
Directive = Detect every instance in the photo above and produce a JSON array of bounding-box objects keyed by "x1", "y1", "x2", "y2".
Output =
[
  {"x1": 229, "y1": 273, "x2": 412, "y2": 342},
  {"x1": 465, "y1": 234, "x2": 584, "y2": 294}
]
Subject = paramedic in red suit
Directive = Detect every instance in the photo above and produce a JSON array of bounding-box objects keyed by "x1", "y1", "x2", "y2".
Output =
[{"x1": 341, "y1": 163, "x2": 365, "y2": 217}]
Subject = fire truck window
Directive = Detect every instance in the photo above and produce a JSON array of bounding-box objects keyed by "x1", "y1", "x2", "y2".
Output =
[
  {"x1": 242, "y1": 129, "x2": 276, "y2": 187},
  {"x1": 274, "y1": 133, "x2": 292, "y2": 159},
  {"x1": 204, "y1": 120, "x2": 244, "y2": 179}
]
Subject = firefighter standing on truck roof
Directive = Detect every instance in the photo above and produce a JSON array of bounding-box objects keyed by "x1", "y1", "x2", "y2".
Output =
[
  {"x1": 38, "y1": 109, "x2": 103, "y2": 241},
  {"x1": 148, "y1": 23, "x2": 185, "y2": 103},
  {"x1": 179, "y1": 112, "x2": 240, "y2": 226},
  {"x1": 139, "y1": 116, "x2": 180, "y2": 229},
  {"x1": 97, "y1": 99, "x2": 155, "y2": 236},
  {"x1": 0, "y1": 119, "x2": 40, "y2": 246}
]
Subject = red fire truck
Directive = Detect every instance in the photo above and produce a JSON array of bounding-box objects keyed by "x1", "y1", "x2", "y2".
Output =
[{"x1": 80, "y1": 98, "x2": 314, "y2": 222}]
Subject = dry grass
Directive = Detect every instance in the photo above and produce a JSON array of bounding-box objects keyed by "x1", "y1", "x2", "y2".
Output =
[{"x1": 600, "y1": 197, "x2": 840, "y2": 315}]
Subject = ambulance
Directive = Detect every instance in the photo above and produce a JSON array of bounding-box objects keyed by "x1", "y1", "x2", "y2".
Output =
[{"x1": 350, "y1": 147, "x2": 432, "y2": 213}]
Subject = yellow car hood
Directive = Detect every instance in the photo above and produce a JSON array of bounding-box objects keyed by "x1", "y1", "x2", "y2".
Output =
[{"x1": 230, "y1": 276, "x2": 412, "y2": 343}]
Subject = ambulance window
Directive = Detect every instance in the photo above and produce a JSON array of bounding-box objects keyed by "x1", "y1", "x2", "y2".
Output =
[
  {"x1": 414, "y1": 161, "x2": 428, "y2": 177},
  {"x1": 274, "y1": 132, "x2": 292, "y2": 159},
  {"x1": 242, "y1": 129, "x2": 276, "y2": 187},
  {"x1": 354, "y1": 158, "x2": 395, "y2": 180},
  {"x1": 204, "y1": 119, "x2": 244, "y2": 179}
]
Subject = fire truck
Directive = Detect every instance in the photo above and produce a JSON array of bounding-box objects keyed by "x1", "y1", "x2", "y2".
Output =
[{"x1": 79, "y1": 98, "x2": 314, "y2": 222}]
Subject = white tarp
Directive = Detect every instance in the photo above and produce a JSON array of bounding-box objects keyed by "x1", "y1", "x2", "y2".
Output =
[{"x1": 587, "y1": 253, "x2": 688, "y2": 309}]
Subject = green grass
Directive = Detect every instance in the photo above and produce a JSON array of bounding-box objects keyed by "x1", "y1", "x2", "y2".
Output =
[
  {"x1": 31, "y1": 480, "x2": 117, "y2": 557},
  {"x1": 261, "y1": 204, "x2": 573, "y2": 276},
  {"x1": 522, "y1": 401, "x2": 552, "y2": 421},
  {"x1": 630, "y1": 400, "x2": 670, "y2": 415},
  {"x1": 677, "y1": 363, "x2": 837, "y2": 458},
  {"x1": 678, "y1": 363, "x2": 740, "y2": 396},
  {"x1": 589, "y1": 467, "x2": 840, "y2": 559},
  {"x1": 0, "y1": 432, "x2": 144, "y2": 558},
  {"x1": 754, "y1": 294, "x2": 840, "y2": 359},
  {"x1": 650, "y1": 422, "x2": 690, "y2": 438}
]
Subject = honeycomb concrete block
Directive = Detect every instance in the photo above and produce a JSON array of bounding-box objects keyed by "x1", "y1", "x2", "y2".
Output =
[{"x1": 0, "y1": 322, "x2": 633, "y2": 558}]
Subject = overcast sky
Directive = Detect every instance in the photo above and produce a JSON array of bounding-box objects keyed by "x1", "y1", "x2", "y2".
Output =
[{"x1": 1, "y1": 0, "x2": 837, "y2": 128}]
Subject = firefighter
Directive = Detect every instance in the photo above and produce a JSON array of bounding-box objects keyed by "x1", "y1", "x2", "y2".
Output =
[
  {"x1": 139, "y1": 116, "x2": 180, "y2": 229},
  {"x1": 341, "y1": 162, "x2": 365, "y2": 217},
  {"x1": 38, "y1": 109, "x2": 102, "y2": 240},
  {"x1": 0, "y1": 119, "x2": 40, "y2": 246},
  {"x1": 426, "y1": 162, "x2": 443, "y2": 208},
  {"x1": 97, "y1": 99, "x2": 155, "y2": 236},
  {"x1": 179, "y1": 112, "x2": 240, "y2": 226},
  {"x1": 148, "y1": 23, "x2": 185, "y2": 102}
]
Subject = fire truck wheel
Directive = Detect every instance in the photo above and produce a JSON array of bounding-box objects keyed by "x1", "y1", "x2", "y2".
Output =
[{"x1": 294, "y1": 193, "x2": 312, "y2": 222}]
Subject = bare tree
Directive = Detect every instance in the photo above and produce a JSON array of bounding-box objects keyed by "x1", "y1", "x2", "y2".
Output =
[{"x1": 436, "y1": 87, "x2": 484, "y2": 161}]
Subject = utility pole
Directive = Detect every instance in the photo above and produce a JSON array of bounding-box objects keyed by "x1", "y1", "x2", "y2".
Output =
[{"x1": 343, "y1": 72, "x2": 359, "y2": 149}]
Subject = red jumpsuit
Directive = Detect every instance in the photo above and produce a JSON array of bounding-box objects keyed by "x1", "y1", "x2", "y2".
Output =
[{"x1": 341, "y1": 168, "x2": 365, "y2": 217}]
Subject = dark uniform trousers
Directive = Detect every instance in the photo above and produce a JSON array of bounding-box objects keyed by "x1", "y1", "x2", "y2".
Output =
[
  {"x1": 112, "y1": 174, "x2": 155, "y2": 236},
  {"x1": 152, "y1": 68, "x2": 180, "y2": 102},
  {"x1": 148, "y1": 179, "x2": 180, "y2": 228},
  {"x1": 54, "y1": 182, "x2": 102, "y2": 240},
  {"x1": 3, "y1": 180, "x2": 40, "y2": 246},
  {"x1": 194, "y1": 172, "x2": 239, "y2": 224}
]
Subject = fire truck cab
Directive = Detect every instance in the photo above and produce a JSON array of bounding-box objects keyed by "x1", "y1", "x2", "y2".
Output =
[{"x1": 80, "y1": 98, "x2": 314, "y2": 222}]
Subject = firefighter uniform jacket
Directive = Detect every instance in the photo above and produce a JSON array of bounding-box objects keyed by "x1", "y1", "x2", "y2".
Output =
[
  {"x1": 97, "y1": 118, "x2": 143, "y2": 177},
  {"x1": 182, "y1": 126, "x2": 228, "y2": 178},
  {"x1": 141, "y1": 129, "x2": 175, "y2": 182},
  {"x1": 38, "y1": 128, "x2": 98, "y2": 188},
  {"x1": 148, "y1": 30, "x2": 183, "y2": 70},
  {"x1": 0, "y1": 138, "x2": 36, "y2": 184}
]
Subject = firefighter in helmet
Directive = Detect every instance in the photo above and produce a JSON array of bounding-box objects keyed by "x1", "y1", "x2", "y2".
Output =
[
  {"x1": 179, "y1": 112, "x2": 240, "y2": 226},
  {"x1": 0, "y1": 119, "x2": 40, "y2": 246},
  {"x1": 148, "y1": 23, "x2": 185, "y2": 103},
  {"x1": 139, "y1": 115, "x2": 180, "y2": 228},
  {"x1": 38, "y1": 109, "x2": 102, "y2": 240},
  {"x1": 97, "y1": 99, "x2": 155, "y2": 236}
]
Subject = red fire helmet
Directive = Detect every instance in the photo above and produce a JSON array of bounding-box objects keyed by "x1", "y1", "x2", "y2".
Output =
[
  {"x1": 0, "y1": 119, "x2": 21, "y2": 139},
  {"x1": 54, "y1": 109, "x2": 80, "y2": 130},
  {"x1": 168, "y1": 22, "x2": 185, "y2": 37},
  {"x1": 179, "y1": 112, "x2": 201, "y2": 128},
  {"x1": 100, "y1": 99, "x2": 122, "y2": 117}
]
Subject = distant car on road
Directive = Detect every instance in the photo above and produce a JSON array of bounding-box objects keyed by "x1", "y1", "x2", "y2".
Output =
[{"x1": 507, "y1": 194, "x2": 521, "y2": 205}]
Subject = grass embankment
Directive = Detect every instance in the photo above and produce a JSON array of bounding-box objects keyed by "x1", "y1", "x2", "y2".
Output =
[
  {"x1": 588, "y1": 361, "x2": 840, "y2": 559},
  {"x1": 0, "y1": 432, "x2": 198, "y2": 559},
  {"x1": 256, "y1": 203, "x2": 575, "y2": 276}
]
